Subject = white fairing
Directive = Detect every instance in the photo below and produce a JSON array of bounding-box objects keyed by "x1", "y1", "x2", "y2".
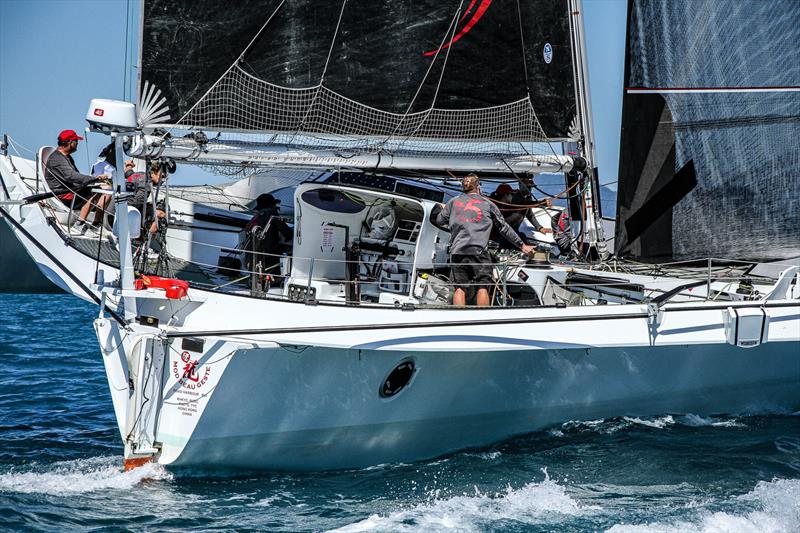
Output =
[
  {"x1": 114, "y1": 205, "x2": 141, "y2": 240},
  {"x1": 85, "y1": 99, "x2": 137, "y2": 133}
]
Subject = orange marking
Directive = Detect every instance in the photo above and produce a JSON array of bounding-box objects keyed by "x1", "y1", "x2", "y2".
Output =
[{"x1": 124, "y1": 456, "x2": 152, "y2": 471}]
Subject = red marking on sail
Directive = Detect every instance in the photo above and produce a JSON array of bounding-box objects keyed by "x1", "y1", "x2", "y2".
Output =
[
  {"x1": 459, "y1": 0, "x2": 478, "y2": 22},
  {"x1": 423, "y1": 0, "x2": 493, "y2": 57}
]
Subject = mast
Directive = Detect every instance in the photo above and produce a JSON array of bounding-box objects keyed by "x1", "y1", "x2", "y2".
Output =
[
  {"x1": 86, "y1": 99, "x2": 140, "y2": 320},
  {"x1": 567, "y1": 0, "x2": 607, "y2": 260}
]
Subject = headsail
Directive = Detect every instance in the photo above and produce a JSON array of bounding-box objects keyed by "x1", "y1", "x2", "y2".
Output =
[
  {"x1": 138, "y1": 0, "x2": 579, "y2": 159},
  {"x1": 616, "y1": 0, "x2": 800, "y2": 262}
]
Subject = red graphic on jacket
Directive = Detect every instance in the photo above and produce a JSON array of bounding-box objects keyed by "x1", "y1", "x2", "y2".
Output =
[
  {"x1": 454, "y1": 198, "x2": 484, "y2": 223},
  {"x1": 423, "y1": 0, "x2": 493, "y2": 57}
]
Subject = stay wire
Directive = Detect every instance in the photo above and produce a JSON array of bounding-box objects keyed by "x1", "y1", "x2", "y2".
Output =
[
  {"x1": 123, "y1": 0, "x2": 130, "y2": 100},
  {"x1": 290, "y1": 0, "x2": 348, "y2": 143},
  {"x1": 381, "y1": 1, "x2": 464, "y2": 147},
  {"x1": 396, "y1": 2, "x2": 462, "y2": 152},
  {"x1": 515, "y1": 0, "x2": 531, "y2": 100}
]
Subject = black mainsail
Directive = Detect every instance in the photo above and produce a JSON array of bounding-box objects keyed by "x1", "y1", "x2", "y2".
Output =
[
  {"x1": 616, "y1": 0, "x2": 800, "y2": 262},
  {"x1": 138, "y1": 0, "x2": 580, "y2": 156}
]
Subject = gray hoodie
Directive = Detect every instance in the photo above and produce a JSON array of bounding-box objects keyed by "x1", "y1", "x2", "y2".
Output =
[
  {"x1": 44, "y1": 150, "x2": 95, "y2": 196},
  {"x1": 436, "y1": 192, "x2": 523, "y2": 255}
]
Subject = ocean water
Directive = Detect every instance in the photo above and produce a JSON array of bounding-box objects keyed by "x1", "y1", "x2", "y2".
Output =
[{"x1": 0, "y1": 293, "x2": 798, "y2": 532}]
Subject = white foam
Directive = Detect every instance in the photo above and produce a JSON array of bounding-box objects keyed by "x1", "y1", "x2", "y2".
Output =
[
  {"x1": 463, "y1": 451, "x2": 502, "y2": 461},
  {"x1": 559, "y1": 416, "x2": 677, "y2": 435},
  {"x1": 0, "y1": 456, "x2": 171, "y2": 496},
  {"x1": 679, "y1": 414, "x2": 745, "y2": 428},
  {"x1": 622, "y1": 415, "x2": 675, "y2": 429},
  {"x1": 606, "y1": 478, "x2": 800, "y2": 533},
  {"x1": 562, "y1": 418, "x2": 607, "y2": 431},
  {"x1": 328, "y1": 470, "x2": 599, "y2": 532}
]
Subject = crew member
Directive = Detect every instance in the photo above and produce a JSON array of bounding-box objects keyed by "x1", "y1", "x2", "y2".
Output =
[
  {"x1": 244, "y1": 193, "x2": 292, "y2": 283},
  {"x1": 91, "y1": 141, "x2": 117, "y2": 178},
  {"x1": 436, "y1": 174, "x2": 534, "y2": 307},
  {"x1": 130, "y1": 162, "x2": 167, "y2": 236},
  {"x1": 44, "y1": 129, "x2": 111, "y2": 232},
  {"x1": 490, "y1": 182, "x2": 553, "y2": 236}
]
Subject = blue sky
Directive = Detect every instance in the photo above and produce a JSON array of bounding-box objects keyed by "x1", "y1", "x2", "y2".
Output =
[{"x1": 0, "y1": 0, "x2": 626, "y2": 189}]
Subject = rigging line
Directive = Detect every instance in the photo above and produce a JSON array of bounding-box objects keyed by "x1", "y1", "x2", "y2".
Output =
[
  {"x1": 319, "y1": 0, "x2": 347, "y2": 85},
  {"x1": 122, "y1": 0, "x2": 130, "y2": 100},
  {"x1": 499, "y1": 158, "x2": 578, "y2": 200},
  {"x1": 0, "y1": 205, "x2": 128, "y2": 327},
  {"x1": 380, "y1": 2, "x2": 465, "y2": 146},
  {"x1": 7, "y1": 136, "x2": 36, "y2": 155},
  {"x1": 125, "y1": 348, "x2": 154, "y2": 443},
  {"x1": 93, "y1": 198, "x2": 106, "y2": 281},
  {"x1": 397, "y1": 5, "x2": 463, "y2": 152},
  {"x1": 515, "y1": 0, "x2": 531, "y2": 100},
  {"x1": 172, "y1": 0, "x2": 287, "y2": 129},
  {"x1": 290, "y1": 0, "x2": 349, "y2": 144}
]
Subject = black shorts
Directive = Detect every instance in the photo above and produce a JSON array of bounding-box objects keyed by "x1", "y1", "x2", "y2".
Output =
[{"x1": 451, "y1": 251, "x2": 493, "y2": 291}]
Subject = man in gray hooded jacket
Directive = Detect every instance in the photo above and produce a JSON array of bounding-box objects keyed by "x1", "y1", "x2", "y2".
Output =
[
  {"x1": 436, "y1": 173, "x2": 534, "y2": 306},
  {"x1": 44, "y1": 129, "x2": 111, "y2": 231}
]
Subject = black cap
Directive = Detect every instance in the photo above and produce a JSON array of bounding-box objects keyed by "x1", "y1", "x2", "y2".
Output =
[{"x1": 255, "y1": 193, "x2": 280, "y2": 209}]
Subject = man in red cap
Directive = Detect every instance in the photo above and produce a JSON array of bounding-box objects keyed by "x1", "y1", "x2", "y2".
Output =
[
  {"x1": 44, "y1": 129, "x2": 111, "y2": 233},
  {"x1": 490, "y1": 181, "x2": 553, "y2": 245}
]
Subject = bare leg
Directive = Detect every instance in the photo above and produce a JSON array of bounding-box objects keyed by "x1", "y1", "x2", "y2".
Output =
[
  {"x1": 77, "y1": 198, "x2": 92, "y2": 223},
  {"x1": 476, "y1": 288, "x2": 490, "y2": 307},
  {"x1": 91, "y1": 194, "x2": 110, "y2": 225},
  {"x1": 453, "y1": 287, "x2": 466, "y2": 306}
]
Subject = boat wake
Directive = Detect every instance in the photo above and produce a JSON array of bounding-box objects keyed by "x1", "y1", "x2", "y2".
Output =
[
  {"x1": 550, "y1": 413, "x2": 746, "y2": 436},
  {"x1": 0, "y1": 456, "x2": 172, "y2": 496},
  {"x1": 328, "y1": 469, "x2": 599, "y2": 532},
  {"x1": 327, "y1": 473, "x2": 799, "y2": 533},
  {"x1": 607, "y1": 478, "x2": 800, "y2": 533}
]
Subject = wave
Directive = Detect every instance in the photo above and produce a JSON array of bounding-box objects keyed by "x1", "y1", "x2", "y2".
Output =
[
  {"x1": 677, "y1": 414, "x2": 745, "y2": 428},
  {"x1": 552, "y1": 414, "x2": 747, "y2": 436},
  {"x1": 462, "y1": 451, "x2": 502, "y2": 461},
  {"x1": 556, "y1": 415, "x2": 677, "y2": 435},
  {"x1": 606, "y1": 478, "x2": 800, "y2": 533},
  {"x1": 328, "y1": 469, "x2": 600, "y2": 532},
  {"x1": 0, "y1": 456, "x2": 171, "y2": 496}
]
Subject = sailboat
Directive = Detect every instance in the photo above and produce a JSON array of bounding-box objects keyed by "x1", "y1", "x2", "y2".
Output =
[{"x1": 0, "y1": 0, "x2": 797, "y2": 471}]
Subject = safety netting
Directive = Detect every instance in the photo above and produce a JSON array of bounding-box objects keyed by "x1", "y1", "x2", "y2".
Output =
[{"x1": 173, "y1": 64, "x2": 550, "y2": 158}]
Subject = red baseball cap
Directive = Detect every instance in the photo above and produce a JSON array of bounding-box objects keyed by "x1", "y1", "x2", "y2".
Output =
[
  {"x1": 495, "y1": 183, "x2": 514, "y2": 195},
  {"x1": 57, "y1": 129, "x2": 84, "y2": 142}
]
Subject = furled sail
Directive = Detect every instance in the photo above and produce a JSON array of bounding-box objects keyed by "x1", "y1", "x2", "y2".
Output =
[
  {"x1": 138, "y1": 0, "x2": 579, "y2": 158},
  {"x1": 616, "y1": 0, "x2": 800, "y2": 262}
]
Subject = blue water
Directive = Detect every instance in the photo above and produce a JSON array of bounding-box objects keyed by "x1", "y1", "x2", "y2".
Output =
[{"x1": 1, "y1": 293, "x2": 798, "y2": 532}]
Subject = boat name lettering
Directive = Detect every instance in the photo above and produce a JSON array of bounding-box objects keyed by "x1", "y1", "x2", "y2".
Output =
[{"x1": 172, "y1": 357, "x2": 211, "y2": 390}]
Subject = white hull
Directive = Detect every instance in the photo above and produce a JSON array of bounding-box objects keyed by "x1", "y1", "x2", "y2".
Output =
[
  {"x1": 154, "y1": 341, "x2": 798, "y2": 471},
  {"x1": 89, "y1": 285, "x2": 799, "y2": 470},
  {"x1": 3, "y1": 153, "x2": 799, "y2": 471}
]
